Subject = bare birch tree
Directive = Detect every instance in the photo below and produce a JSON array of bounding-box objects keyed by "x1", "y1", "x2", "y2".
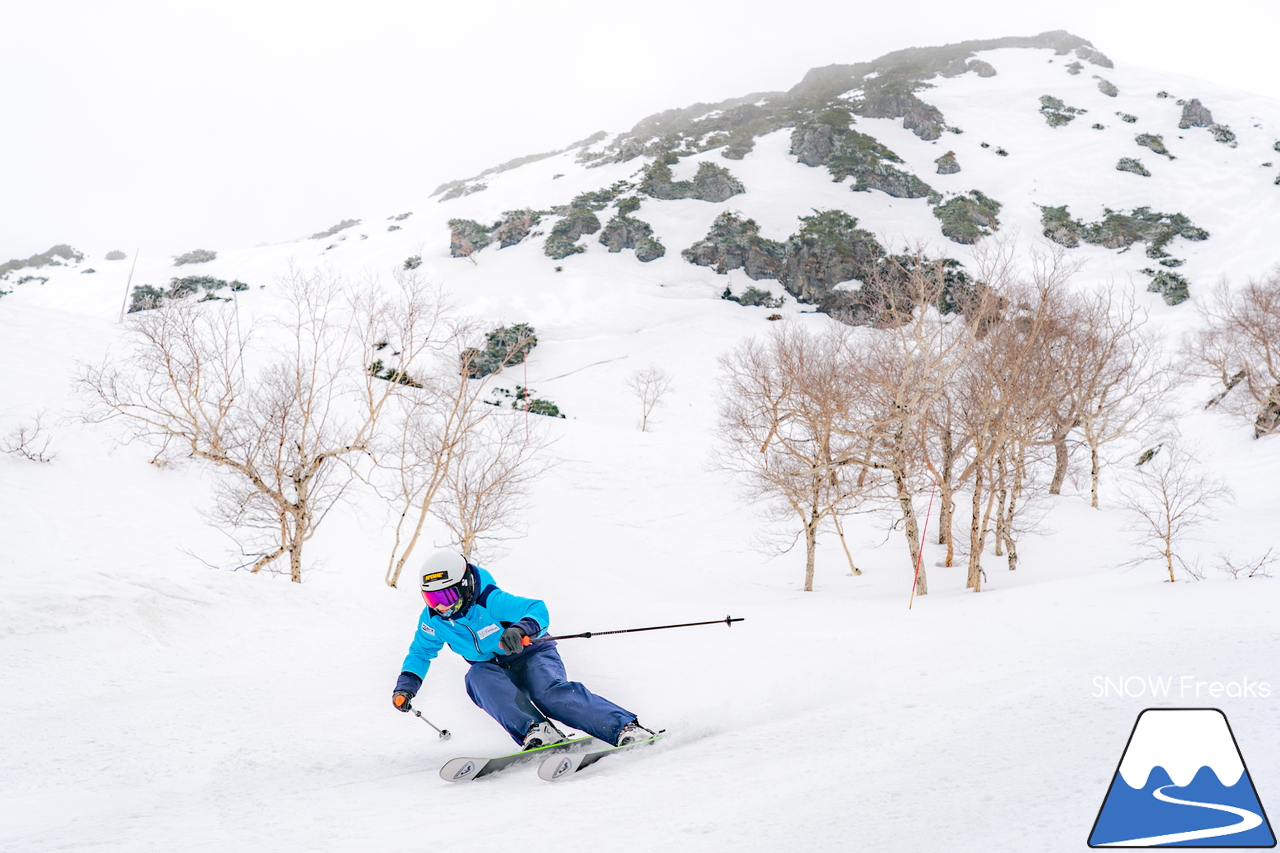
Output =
[
  {"x1": 80, "y1": 267, "x2": 447, "y2": 581},
  {"x1": 429, "y1": 409, "x2": 550, "y2": 560},
  {"x1": 626, "y1": 365, "x2": 674, "y2": 432},
  {"x1": 715, "y1": 323, "x2": 868, "y2": 590},
  {"x1": 831, "y1": 255, "x2": 992, "y2": 594},
  {"x1": 1189, "y1": 271, "x2": 1280, "y2": 438},
  {"x1": 376, "y1": 323, "x2": 540, "y2": 586},
  {"x1": 1120, "y1": 446, "x2": 1232, "y2": 582}
]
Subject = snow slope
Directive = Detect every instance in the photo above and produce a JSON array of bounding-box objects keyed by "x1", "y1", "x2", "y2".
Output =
[{"x1": 2, "y1": 39, "x2": 1279, "y2": 852}]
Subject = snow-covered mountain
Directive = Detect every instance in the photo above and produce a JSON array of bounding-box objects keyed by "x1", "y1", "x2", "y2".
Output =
[{"x1": 2, "y1": 32, "x2": 1279, "y2": 853}]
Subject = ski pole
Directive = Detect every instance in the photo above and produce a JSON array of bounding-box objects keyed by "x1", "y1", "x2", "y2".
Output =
[
  {"x1": 409, "y1": 707, "x2": 451, "y2": 740},
  {"x1": 523, "y1": 614, "x2": 744, "y2": 645}
]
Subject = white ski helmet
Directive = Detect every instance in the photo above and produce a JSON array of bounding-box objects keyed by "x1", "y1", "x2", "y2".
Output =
[{"x1": 419, "y1": 550, "x2": 475, "y2": 617}]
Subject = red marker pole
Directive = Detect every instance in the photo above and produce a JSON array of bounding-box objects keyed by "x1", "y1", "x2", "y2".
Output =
[{"x1": 908, "y1": 481, "x2": 938, "y2": 610}]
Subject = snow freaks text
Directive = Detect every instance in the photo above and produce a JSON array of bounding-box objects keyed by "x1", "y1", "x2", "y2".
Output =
[{"x1": 1092, "y1": 676, "x2": 1272, "y2": 699}]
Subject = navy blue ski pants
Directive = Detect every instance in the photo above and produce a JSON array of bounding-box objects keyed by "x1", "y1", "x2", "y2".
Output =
[{"x1": 464, "y1": 641, "x2": 635, "y2": 745}]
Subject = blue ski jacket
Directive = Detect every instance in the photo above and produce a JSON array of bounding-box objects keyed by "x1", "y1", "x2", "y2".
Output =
[{"x1": 399, "y1": 566, "x2": 550, "y2": 686}]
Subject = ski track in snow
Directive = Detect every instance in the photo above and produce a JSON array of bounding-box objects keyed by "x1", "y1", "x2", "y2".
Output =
[{"x1": 3, "y1": 41, "x2": 1280, "y2": 853}]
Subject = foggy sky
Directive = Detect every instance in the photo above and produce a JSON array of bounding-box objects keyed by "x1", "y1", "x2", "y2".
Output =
[{"x1": 3, "y1": 0, "x2": 1277, "y2": 261}]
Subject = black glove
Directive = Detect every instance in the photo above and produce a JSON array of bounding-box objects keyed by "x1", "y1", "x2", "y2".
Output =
[
  {"x1": 499, "y1": 625, "x2": 527, "y2": 655},
  {"x1": 393, "y1": 690, "x2": 415, "y2": 712}
]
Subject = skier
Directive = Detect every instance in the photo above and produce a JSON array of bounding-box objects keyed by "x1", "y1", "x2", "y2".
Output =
[{"x1": 392, "y1": 550, "x2": 653, "y2": 750}]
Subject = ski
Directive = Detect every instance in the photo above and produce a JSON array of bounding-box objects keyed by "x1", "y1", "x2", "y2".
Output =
[
  {"x1": 537, "y1": 733, "x2": 666, "y2": 781},
  {"x1": 439, "y1": 736, "x2": 594, "y2": 783}
]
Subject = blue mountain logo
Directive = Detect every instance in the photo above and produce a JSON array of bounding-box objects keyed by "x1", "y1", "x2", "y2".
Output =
[{"x1": 1089, "y1": 708, "x2": 1275, "y2": 847}]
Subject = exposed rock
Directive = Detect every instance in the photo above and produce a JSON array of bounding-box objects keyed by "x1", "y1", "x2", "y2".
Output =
[
  {"x1": 860, "y1": 82, "x2": 945, "y2": 141},
  {"x1": 635, "y1": 237, "x2": 666, "y2": 263},
  {"x1": 640, "y1": 158, "x2": 745, "y2": 202},
  {"x1": 1040, "y1": 95, "x2": 1085, "y2": 127},
  {"x1": 1038, "y1": 205, "x2": 1208, "y2": 252},
  {"x1": 1075, "y1": 45, "x2": 1114, "y2": 68},
  {"x1": 825, "y1": 131, "x2": 936, "y2": 199},
  {"x1": 492, "y1": 209, "x2": 542, "y2": 248},
  {"x1": 437, "y1": 182, "x2": 487, "y2": 202},
  {"x1": 789, "y1": 123, "x2": 838, "y2": 167},
  {"x1": 682, "y1": 212, "x2": 785, "y2": 280},
  {"x1": 1255, "y1": 386, "x2": 1280, "y2": 438},
  {"x1": 599, "y1": 215, "x2": 654, "y2": 253},
  {"x1": 0, "y1": 244, "x2": 85, "y2": 278},
  {"x1": 933, "y1": 191, "x2": 1002, "y2": 244},
  {"x1": 1117, "y1": 157, "x2": 1151, "y2": 177},
  {"x1": 173, "y1": 249, "x2": 217, "y2": 265},
  {"x1": 1144, "y1": 270, "x2": 1189, "y2": 305},
  {"x1": 779, "y1": 210, "x2": 884, "y2": 303},
  {"x1": 1096, "y1": 77, "x2": 1118, "y2": 97},
  {"x1": 448, "y1": 220, "x2": 493, "y2": 258},
  {"x1": 935, "y1": 151, "x2": 961, "y2": 175},
  {"x1": 105, "y1": 250, "x2": 127, "y2": 261},
  {"x1": 1066, "y1": 62, "x2": 1083, "y2": 75},
  {"x1": 544, "y1": 206, "x2": 601, "y2": 259},
  {"x1": 1179, "y1": 99, "x2": 1214, "y2": 129},
  {"x1": 968, "y1": 59, "x2": 997, "y2": 77},
  {"x1": 1209, "y1": 124, "x2": 1237, "y2": 146},
  {"x1": 1135, "y1": 134, "x2": 1172, "y2": 158}
]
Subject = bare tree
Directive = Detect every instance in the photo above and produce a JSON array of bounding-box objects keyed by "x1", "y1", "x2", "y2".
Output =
[
  {"x1": 1, "y1": 411, "x2": 56, "y2": 463},
  {"x1": 429, "y1": 409, "x2": 550, "y2": 560},
  {"x1": 831, "y1": 254, "x2": 992, "y2": 594},
  {"x1": 1120, "y1": 446, "x2": 1232, "y2": 582},
  {"x1": 715, "y1": 323, "x2": 869, "y2": 591},
  {"x1": 1189, "y1": 270, "x2": 1280, "y2": 438},
  {"x1": 376, "y1": 322, "x2": 540, "y2": 586},
  {"x1": 626, "y1": 365, "x2": 673, "y2": 432},
  {"x1": 80, "y1": 267, "x2": 447, "y2": 582}
]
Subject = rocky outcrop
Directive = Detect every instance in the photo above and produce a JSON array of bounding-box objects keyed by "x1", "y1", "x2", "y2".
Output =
[
  {"x1": 968, "y1": 60, "x2": 996, "y2": 77},
  {"x1": 682, "y1": 212, "x2": 785, "y2": 280},
  {"x1": 933, "y1": 192, "x2": 1002, "y2": 244},
  {"x1": 1066, "y1": 62, "x2": 1083, "y2": 75},
  {"x1": 790, "y1": 123, "x2": 838, "y2": 167},
  {"x1": 640, "y1": 157, "x2": 745, "y2": 202},
  {"x1": 1210, "y1": 124, "x2": 1237, "y2": 146},
  {"x1": 1255, "y1": 387, "x2": 1280, "y2": 438},
  {"x1": 1179, "y1": 99, "x2": 1214, "y2": 129},
  {"x1": 0, "y1": 244, "x2": 85, "y2": 278},
  {"x1": 1096, "y1": 77, "x2": 1118, "y2": 97},
  {"x1": 779, "y1": 210, "x2": 883, "y2": 303},
  {"x1": 1038, "y1": 205, "x2": 1208, "y2": 255},
  {"x1": 825, "y1": 131, "x2": 936, "y2": 199},
  {"x1": 1040, "y1": 206, "x2": 1080, "y2": 248},
  {"x1": 1040, "y1": 95, "x2": 1086, "y2": 127},
  {"x1": 860, "y1": 83, "x2": 945, "y2": 141},
  {"x1": 1145, "y1": 270, "x2": 1190, "y2": 305},
  {"x1": 935, "y1": 151, "x2": 961, "y2": 174},
  {"x1": 599, "y1": 215, "x2": 654, "y2": 253},
  {"x1": 1075, "y1": 45, "x2": 1114, "y2": 68},
  {"x1": 492, "y1": 209, "x2": 542, "y2": 248},
  {"x1": 437, "y1": 182, "x2": 487, "y2": 202},
  {"x1": 635, "y1": 238, "x2": 666, "y2": 262},
  {"x1": 449, "y1": 220, "x2": 493, "y2": 258},
  {"x1": 1117, "y1": 157, "x2": 1151, "y2": 177},
  {"x1": 1136, "y1": 134, "x2": 1172, "y2": 158}
]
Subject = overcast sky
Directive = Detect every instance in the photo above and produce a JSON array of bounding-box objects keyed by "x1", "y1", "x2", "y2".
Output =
[{"x1": 3, "y1": 0, "x2": 1277, "y2": 261}]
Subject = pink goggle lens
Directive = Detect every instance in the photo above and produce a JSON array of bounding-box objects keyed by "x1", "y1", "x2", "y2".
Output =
[{"x1": 423, "y1": 587, "x2": 460, "y2": 610}]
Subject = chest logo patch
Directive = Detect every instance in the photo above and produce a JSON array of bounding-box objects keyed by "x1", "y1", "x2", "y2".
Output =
[
  {"x1": 477, "y1": 623, "x2": 500, "y2": 640},
  {"x1": 420, "y1": 622, "x2": 435, "y2": 635}
]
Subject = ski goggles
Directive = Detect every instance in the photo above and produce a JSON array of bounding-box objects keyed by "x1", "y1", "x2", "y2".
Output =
[{"x1": 422, "y1": 586, "x2": 461, "y2": 611}]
